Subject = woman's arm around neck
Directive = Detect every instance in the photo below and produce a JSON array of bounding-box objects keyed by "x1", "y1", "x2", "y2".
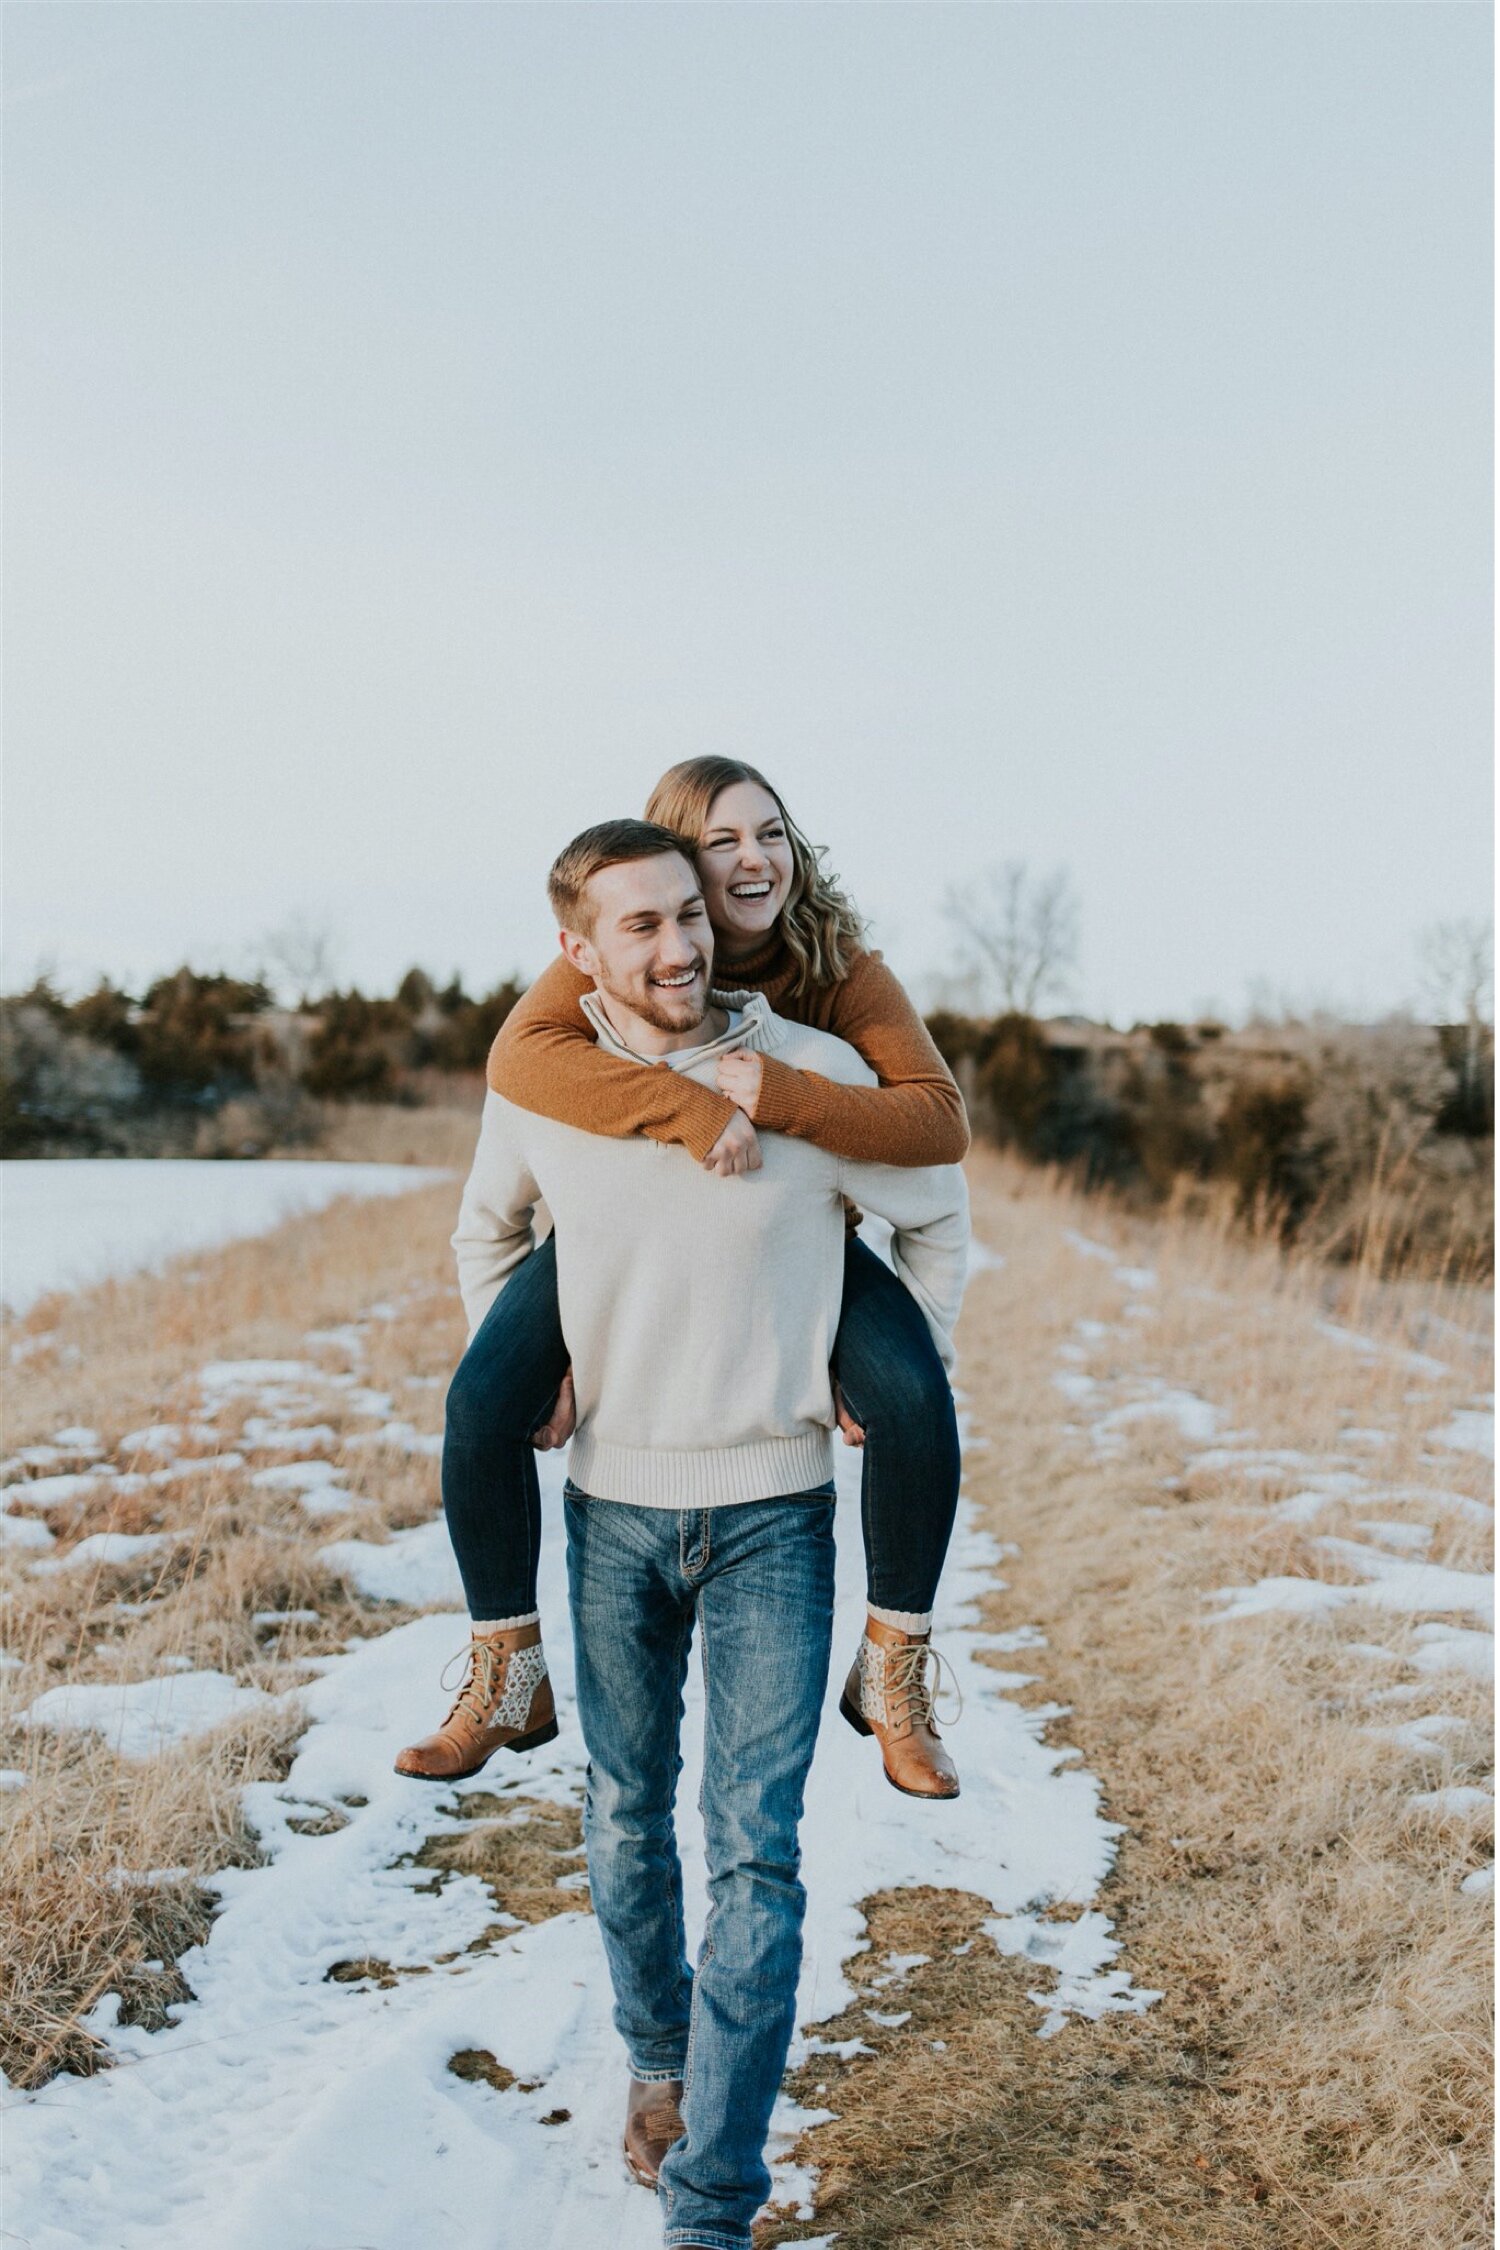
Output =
[{"x1": 486, "y1": 954, "x2": 738, "y2": 1163}]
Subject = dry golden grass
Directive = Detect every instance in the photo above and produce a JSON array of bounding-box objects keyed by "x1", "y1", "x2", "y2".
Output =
[
  {"x1": 762, "y1": 1148, "x2": 1492, "y2": 2249},
  {"x1": 3, "y1": 1132, "x2": 1490, "y2": 2250}
]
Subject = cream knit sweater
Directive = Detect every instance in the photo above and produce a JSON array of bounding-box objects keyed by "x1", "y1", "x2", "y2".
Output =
[{"x1": 451, "y1": 991, "x2": 970, "y2": 1509}]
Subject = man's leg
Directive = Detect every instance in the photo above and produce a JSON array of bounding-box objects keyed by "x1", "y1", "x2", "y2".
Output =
[
  {"x1": 564, "y1": 1486, "x2": 696, "y2": 2083},
  {"x1": 657, "y1": 1491, "x2": 836, "y2": 2250}
]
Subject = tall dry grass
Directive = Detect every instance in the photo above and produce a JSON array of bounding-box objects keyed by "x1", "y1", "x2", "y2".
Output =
[{"x1": 767, "y1": 1148, "x2": 1492, "y2": 2248}]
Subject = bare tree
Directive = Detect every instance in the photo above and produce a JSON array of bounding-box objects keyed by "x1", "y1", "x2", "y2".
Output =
[
  {"x1": 259, "y1": 916, "x2": 340, "y2": 1010},
  {"x1": 943, "y1": 860, "x2": 1080, "y2": 1017},
  {"x1": 1417, "y1": 916, "x2": 1493, "y2": 1100}
]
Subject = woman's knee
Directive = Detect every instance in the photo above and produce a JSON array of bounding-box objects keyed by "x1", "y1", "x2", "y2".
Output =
[
  {"x1": 844, "y1": 1333, "x2": 953, "y2": 1438},
  {"x1": 445, "y1": 1335, "x2": 547, "y2": 1445}
]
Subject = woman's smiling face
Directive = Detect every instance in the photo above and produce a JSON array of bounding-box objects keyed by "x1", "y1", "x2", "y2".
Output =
[{"x1": 695, "y1": 780, "x2": 796, "y2": 956}]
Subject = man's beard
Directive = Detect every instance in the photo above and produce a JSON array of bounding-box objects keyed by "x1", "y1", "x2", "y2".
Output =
[{"x1": 598, "y1": 954, "x2": 711, "y2": 1035}]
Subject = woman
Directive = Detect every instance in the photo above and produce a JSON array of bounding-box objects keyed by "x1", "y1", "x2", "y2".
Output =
[{"x1": 397, "y1": 757, "x2": 969, "y2": 1798}]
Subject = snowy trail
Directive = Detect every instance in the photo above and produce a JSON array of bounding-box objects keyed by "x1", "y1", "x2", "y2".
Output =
[{"x1": 4, "y1": 1371, "x2": 1150, "y2": 2249}]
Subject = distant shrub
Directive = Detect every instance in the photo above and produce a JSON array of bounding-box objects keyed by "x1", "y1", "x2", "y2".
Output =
[
  {"x1": 928, "y1": 1005, "x2": 1492, "y2": 1275},
  {"x1": 0, "y1": 1002, "x2": 143, "y2": 1154},
  {"x1": 131, "y1": 970, "x2": 272, "y2": 1098},
  {"x1": 302, "y1": 993, "x2": 411, "y2": 1101}
]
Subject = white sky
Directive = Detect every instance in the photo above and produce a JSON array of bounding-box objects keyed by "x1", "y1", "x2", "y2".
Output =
[{"x1": 4, "y1": 2, "x2": 1492, "y2": 1025}]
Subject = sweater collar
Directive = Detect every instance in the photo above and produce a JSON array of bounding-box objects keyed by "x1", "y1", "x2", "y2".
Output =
[{"x1": 579, "y1": 987, "x2": 785, "y2": 1070}]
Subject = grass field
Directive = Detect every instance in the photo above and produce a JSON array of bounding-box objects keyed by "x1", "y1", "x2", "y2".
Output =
[{"x1": 1, "y1": 1127, "x2": 1490, "y2": 2246}]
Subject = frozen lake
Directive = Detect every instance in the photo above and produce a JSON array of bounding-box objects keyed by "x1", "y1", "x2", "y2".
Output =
[{"x1": 1, "y1": 1160, "x2": 453, "y2": 1314}]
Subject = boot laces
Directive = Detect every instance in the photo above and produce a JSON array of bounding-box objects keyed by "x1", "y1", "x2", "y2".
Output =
[
  {"x1": 884, "y1": 1641, "x2": 962, "y2": 1734},
  {"x1": 439, "y1": 1637, "x2": 507, "y2": 1729}
]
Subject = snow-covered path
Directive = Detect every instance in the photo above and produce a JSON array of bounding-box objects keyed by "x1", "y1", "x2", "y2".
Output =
[{"x1": 4, "y1": 1411, "x2": 1152, "y2": 2249}]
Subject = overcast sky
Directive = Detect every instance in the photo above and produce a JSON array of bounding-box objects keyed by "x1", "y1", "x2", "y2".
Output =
[{"x1": 4, "y1": 2, "x2": 1491, "y2": 1025}]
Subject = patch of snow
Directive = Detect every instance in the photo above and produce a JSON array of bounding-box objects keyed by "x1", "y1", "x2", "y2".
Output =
[
  {"x1": 200, "y1": 1359, "x2": 323, "y2": 1393},
  {"x1": 119, "y1": 1424, "x2": 189, "y2": 1455},
  {"x1": 0, "y1": 1512, "x2": 57, "y2": 1551},
  {"x1": 319, "y1": 1519, "x2": 464, "y2": 1608},
  {"x1": 1312, "y1": 1537, "x2": 1493, "y2": 1623},
  {"x1": 986, "y1": 1908, "x2": 1163, "y2": 2039},
  {"x1": 1355, "y1": 1521, "x2": 1433, "y2": 1555},
  {"x1": 0, "y1": 1470, "x2": 118, "y2": 1508},
  {"x1": 1211, "y1": 1542, "x2": 1493, "y2": 1628},
  {"x1": 305, "y1": 1325, "x2": 369, "y2": 1359},
  {"x1": 0, "y1": 1767, "x2": 30, "y2": 1789},
  {"x1": 1461, "y1": 1865, "x2": 1494, "y2": 1896},
  {"x1": 253, "y1": 1610, "x2": 322, "y2": 1630},
  {"x1": 344, "y1": 1421, "x2": 444, "y2": 1459},
  {"x1": 863, "y1": 2009, "x2": 910, "y2": 2027},
  {"x1": 1340, "y1": 1427, "x2": 1393, "y2": 1448},
  {"x1": 1063, "y1": 1230, "x2": 1117, "y2": 1264},
  {"x1": 1314, "y1": 1320, "x2": 1449, "y2": 1378},
  {"x1": 242, "y1": 1420, "x2": 340, "y2": 1451},
  {"x1": 1188, "y1": 1446, "x2": 1324, "y2": 1476},
  {"x1": 1, "y1": 1161, "x2": 453, "y2": 1314},
  {"x1": 1374, "y1": 1714, "x2": 1468, "y2": 1750},
  {"x1": 1429, "y1": 1410, "x2": 1495, "y2": 1461},
  {"x1": 1115, "y1": 1265, "x2": 1156, "y2": 1292},
  {"x1": 1052, "y1": 1371, "x2": 1098, "y2": 1404},
  {"x1": 1093, "y1": 1388, "x2": 1219, "y2": 1451},
  {"x1": 148, "y1": 1454, "x2": 244, "y2": 1485},
  {"x1": 32, "y1": 1532, "x2": 169, "y2": 1575},
  {"x1": 1406, "y1": 1787, "x2": 1493, "y2": 1818},
  {"x1": 1410, "y1": 1625, "x2": 1495, "y2": 1679},
  {"x1": 20, "y1": 1669, "x2": 274, "y2": 1759}
]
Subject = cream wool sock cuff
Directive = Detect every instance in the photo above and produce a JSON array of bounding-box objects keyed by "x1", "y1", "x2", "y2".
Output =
[
  {"x1": 867, "y1": 1603, "x2": 934, "y2": 1636},
  {"x1": 470, "y1": 1613, "x2": 541, "y2": 1634}
]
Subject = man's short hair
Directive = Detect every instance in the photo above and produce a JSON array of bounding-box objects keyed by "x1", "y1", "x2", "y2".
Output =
[{"x1": 547, "y1": 818, "x2": 695, "y2": 939}]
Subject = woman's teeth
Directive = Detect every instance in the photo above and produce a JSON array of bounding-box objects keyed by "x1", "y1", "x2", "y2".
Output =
[{"x1": 729, "y1": 881, "x2": 772, "y2": 898}]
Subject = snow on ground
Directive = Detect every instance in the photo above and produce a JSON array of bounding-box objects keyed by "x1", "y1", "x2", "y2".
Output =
[
  {"x1": 1049, "y1": 1234, "x2": 1494, "y2": 1844},
  {"x1": 1, "y1": 1160, "x2": 452, "y2": 1314},
  {"x1": 21, "y1": 1670, "x2": 274, "y2": 1759},
  {"x1": 2, "y1": 1276, "x2": 1154, "y2": 2250}
]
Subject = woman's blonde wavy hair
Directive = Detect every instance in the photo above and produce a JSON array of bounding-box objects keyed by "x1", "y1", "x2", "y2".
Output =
[{"x1": 643, "y1": 757, "x2": 865, "y2": 1000}]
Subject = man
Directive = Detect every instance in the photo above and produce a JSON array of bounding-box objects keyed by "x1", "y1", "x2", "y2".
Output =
[{"x1": 448, "y1": 819, "x2": 969, "y2": 2250}]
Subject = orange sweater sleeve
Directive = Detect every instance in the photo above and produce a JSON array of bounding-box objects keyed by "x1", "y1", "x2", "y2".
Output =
[
  {"x1": 485, "y1": 953, "x2": 738, "y2": 1164},
  {"x1": 752, "y1": 952, "x2": 971, "y2": 1167}
]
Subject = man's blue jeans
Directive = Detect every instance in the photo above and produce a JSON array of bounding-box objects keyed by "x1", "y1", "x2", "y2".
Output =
[{"x1": 564, "y1": 1482, "x2": 836, "y2": 2250}]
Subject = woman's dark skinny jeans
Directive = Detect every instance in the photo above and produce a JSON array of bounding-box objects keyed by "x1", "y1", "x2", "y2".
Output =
[{"x1": 441, "y1": 1234, "x2": 962, "y2": 1622}]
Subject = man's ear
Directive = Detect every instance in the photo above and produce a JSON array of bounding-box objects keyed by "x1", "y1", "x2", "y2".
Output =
[{"x1": 558, "y1": 925, "x2": 598, "y2": 981}]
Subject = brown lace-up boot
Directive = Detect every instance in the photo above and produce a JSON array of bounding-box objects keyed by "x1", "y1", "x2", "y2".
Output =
[
  {"x1": 622, "y1": 2075, "x2": 685, "y2": 2188},
  {"x1": 839, "y1": 1615, "x2": 961, "y2": 1800},
  {"x1": 394, "y1": 1623, "x2": 557, "y2": 1781}
]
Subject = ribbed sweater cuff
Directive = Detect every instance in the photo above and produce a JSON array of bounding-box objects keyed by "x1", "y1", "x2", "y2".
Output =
[
  {"x1": 752, "y1": 1053, "x2": 822, "y2": 1139},
  {"x1": 566, "y1": 1428, "x2": 835, "y2": 1509},
  {"x1": 678, "y1": 1084, "x2": 740, "y2": 1164}
]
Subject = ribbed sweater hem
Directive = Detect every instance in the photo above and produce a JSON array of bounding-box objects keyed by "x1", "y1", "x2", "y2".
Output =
[{"x1": 566, "y1": 1428, "x2": 835, "y2": 1509}]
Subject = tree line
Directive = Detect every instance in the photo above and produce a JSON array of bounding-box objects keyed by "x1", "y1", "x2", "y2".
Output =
[{"x1": 0, "y1": 967, "x2": 523, "y2": 1156}]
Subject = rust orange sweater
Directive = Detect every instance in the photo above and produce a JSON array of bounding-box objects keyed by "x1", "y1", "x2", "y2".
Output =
[{"x1": 486, "y1": 937, "x2": 970, "y2": 1168}]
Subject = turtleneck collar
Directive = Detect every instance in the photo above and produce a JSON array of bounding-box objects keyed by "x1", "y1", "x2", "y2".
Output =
[{"x1": 712, "y1": 929, "x2": 787, "y2": 983}]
